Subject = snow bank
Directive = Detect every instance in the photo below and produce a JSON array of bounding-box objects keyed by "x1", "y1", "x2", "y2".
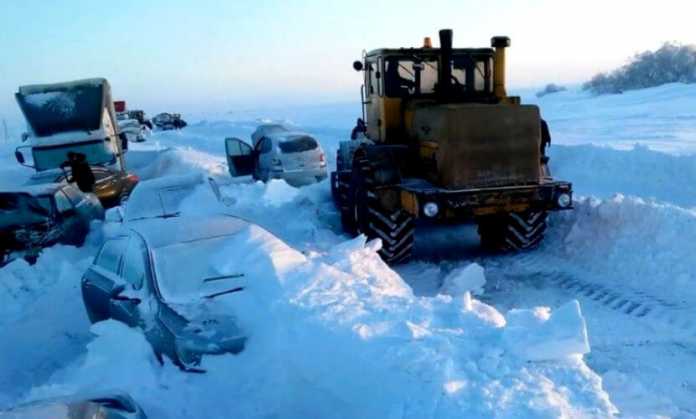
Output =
[
  {"x1": 26, "y1": 234, "x2": 614, "y2": 418},
  {"x1": 550, "y1": 144, "x2": 696, "y2": 207},
  {"x1": 550, "y1": 194, "x2": 696, "y2": 307}
]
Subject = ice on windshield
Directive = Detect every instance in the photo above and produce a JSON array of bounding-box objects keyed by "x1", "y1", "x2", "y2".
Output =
[
  {"x1": 16, "y1": 84, "x2": 104, "y2": 137},
  {"x1": 154, "y1": 236, "x2": 245, "y2": 303}
]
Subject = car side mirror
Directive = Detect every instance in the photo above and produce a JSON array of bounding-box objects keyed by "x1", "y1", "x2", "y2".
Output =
[
  {"x1": 353, "y1": 60, "x2": 364, "y2": 71},
  {"x1": 14, "y1": 150, "x2": 25, "y2": 164},
  {"x1": 21, "y1": 132, "x2": 29, "y2": 142}
]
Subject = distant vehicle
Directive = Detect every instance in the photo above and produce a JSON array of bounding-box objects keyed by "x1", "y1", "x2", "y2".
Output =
[
  {"x1": 118, "y1": 118, "x2": 148, "y2": 143},
  {"x1": 152, "y1": 112, "x2": 187, "y2": 130},
  {"x1": 81, "y1": 213, "x2": 261, "y2": 371},
  {"x1": 13, "y1": 78, "x2": 139, "y2": 208},
  {"x1": 0, "y1": 182, "x2": 104, "y2": 266},
  {"x1": 225, "y1": 124, "x2": 328, "y2": 187},
  {"x1": 0, "y1": 391, "x2": 147, "y2": 418}
]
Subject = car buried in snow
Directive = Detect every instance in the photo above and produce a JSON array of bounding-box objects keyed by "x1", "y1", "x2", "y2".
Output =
[
  {"x1": 225, "y1": 124, "x2": 328, "y2": 187},
  {"x1": 0, "y1": 391, "x2": 147, "y2": 418},
  {"x1": 0, "y1": 182, "x2": 104, "y2": 266},
  {"x1": 81, "y1": 213, "x2": 259, "y2": 370}
]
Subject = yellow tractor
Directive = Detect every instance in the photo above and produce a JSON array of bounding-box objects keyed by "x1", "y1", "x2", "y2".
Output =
[{"x1": 331, "y1": 29, "x2": 573, "y2": 264}]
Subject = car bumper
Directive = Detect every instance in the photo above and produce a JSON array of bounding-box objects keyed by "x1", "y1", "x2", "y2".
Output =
[{"x1": 271, "y1": 167, "x2": 328, "y2": 187}]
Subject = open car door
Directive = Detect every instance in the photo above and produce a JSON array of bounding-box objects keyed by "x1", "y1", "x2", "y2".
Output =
[{"x1": 225, "y1": 137, "x2": 255, "y2": 177}]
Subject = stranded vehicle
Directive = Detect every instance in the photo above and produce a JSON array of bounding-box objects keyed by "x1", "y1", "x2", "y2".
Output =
[
  {"x1": 225, "y1": 124, "x2": 328, "y2": 187},
  {"x1": 116, "y1": 100, "x2": 152, "y2": 142},
  {"x1": 13, "y1": 78, "x2": 139, "y2": 208},
  {"x1": 0, "y1": 182, "x2": 104, "y2": 266},
  {"x1": 331, "y1": 30, "x2": 573, "y2": 263},
  {"x1": 81, "y1": 176, "x2": 277, "y2": 371},
  {"x1": 152, "y1": 112, "x2": 187, "y2": 130}
]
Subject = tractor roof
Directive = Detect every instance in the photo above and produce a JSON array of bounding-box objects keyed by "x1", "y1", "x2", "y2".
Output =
[{"x1": 365, "y1": 47, "x2": 494, "y2": 58}]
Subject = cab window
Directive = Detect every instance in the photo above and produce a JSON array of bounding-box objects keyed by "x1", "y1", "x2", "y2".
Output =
[
  {"x1": 96, "y1": 238, "x2": 127, "y2": 273},
  {"x1": 121, "y1": 234, "x2": 148, "y2": 289}
]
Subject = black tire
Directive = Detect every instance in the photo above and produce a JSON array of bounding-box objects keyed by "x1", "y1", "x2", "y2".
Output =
[
  {"x1": 477, "y1": 210, "x2": 547, "y2": 252},
  {"x1": 333, "y1": 171, "x2": 356, "y2": 235},
  {"x1": 350, "y1": 159, "x2": 414, "y2": 264}
]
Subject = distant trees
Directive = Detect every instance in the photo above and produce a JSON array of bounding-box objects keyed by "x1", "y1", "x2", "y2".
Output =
[
  {"x1": 583, "y1": 42, "x2": 696, "y2": 94},
  {"x1": 536, "y1": 83, "x2": 567, "y2": 98}
]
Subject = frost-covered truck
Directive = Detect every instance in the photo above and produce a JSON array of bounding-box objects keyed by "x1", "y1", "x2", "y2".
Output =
[
  {"x1": 13, "y1": 78, "x2": 139, "y2": 208},
  {"x1": 332, "y1": 30, "x2": 573, "y2": 263}
]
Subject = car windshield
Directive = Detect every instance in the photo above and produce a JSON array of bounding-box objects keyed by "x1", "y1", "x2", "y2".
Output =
[
  {"x1": 0, "y1": 193, "x2": 53, "y2": 228},
  {"x1": 16, "y1": 84, "x2": 104, "y2": 137},
  {"x1": 154, "y1": 236, "x2": 244, "y2": 303},
  {"x1": 278, "y1": 136, "x2": 318, "y2": 154},
  {"x1": 32, "y1": 140, "x2": 117, "y2": 171}
]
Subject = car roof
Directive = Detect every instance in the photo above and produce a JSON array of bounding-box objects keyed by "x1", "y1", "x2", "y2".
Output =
[{"x1": 127, "y1": 214, "x2": 251, "y2": 249}]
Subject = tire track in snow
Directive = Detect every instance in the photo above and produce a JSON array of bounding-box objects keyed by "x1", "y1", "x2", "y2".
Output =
[{"x1": 485, "y1": 252, "x2": 696, "y2": 340}]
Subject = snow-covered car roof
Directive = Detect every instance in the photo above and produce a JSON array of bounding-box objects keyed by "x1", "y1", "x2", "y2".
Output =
[{"x1": 127, "y1": 214, "x2": 250, "y2": 249}]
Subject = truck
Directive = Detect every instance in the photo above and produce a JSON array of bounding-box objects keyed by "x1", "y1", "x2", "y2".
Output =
[
  {"x1": 13, "y1": 78, "x2": 138, "y2": 208},
  {"x1": 331, "y1": 30, "x2": 573, "y2": 264}
]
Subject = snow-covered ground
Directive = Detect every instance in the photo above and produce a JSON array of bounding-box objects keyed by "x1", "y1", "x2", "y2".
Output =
[{"x1": 1, "y1": 84, "x2": 696, "y2": 417}]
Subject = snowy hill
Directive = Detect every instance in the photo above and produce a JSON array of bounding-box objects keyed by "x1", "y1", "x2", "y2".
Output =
[{"x1": 2, "y1": 84, "x2": 696, "y2": 417}]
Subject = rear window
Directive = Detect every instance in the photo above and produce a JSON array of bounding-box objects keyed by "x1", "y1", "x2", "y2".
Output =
[{"x1": 278, "y1": 136, "x2": 318, "y2": 154}]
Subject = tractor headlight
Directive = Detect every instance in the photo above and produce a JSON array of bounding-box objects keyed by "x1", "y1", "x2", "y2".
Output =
[
  {"x1": 423, "y1": 202, "x2": 439, "y2": 218},
  {"x1": 557, "y1": 193, "x2": 571, "y2": 208}
]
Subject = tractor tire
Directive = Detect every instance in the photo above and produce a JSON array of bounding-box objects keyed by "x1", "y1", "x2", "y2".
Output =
[
  {"x1": 350, "y1": 159, "x2": 414, "y2": 264},
  {"x1": 477, "y1": 210, "x2": 547, "y2": 252}
]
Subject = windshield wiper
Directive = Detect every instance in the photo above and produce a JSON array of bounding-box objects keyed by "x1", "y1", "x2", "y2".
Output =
[
  {"x1": 203, "y1": 286, "x2": 245, "y2": 299},
  {"x1": 203, "y1": 273, "x2": 245, "y2": 282}
]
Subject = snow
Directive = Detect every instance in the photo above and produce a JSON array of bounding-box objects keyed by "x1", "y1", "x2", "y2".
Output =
[{"x1": 3, "y1": 82, "x2": 696, "y2": 417}]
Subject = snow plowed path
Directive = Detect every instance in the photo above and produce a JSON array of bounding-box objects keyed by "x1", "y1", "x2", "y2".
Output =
[{"x1": 478, "y1": 250, "x2": 696, "y2": 418}]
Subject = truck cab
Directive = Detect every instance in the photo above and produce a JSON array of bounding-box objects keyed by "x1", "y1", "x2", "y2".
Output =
[{"x1": 14, "y1": 78, "x2": 138, "y2": 208}]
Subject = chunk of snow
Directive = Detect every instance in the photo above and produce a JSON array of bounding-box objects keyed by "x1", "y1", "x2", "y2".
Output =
[
  {"x1": 441, "y1": 263, "x2": 486, "y2": 296},
  {"x1": 503, "y1": 300, "x2": 590, "y2": 361}
]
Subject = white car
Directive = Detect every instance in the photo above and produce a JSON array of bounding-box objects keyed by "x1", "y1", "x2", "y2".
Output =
[{"x1": 225, "y1": 124, "x2": 328, "y2": 187}]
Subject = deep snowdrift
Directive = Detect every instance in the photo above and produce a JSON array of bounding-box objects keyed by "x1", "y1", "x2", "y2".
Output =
[
  {"x1": 4, "y1": 82, "x2": 696, "y2": 417},
  {"x1": 24, "y1": 230, "x2": 614, "y2": 418}
]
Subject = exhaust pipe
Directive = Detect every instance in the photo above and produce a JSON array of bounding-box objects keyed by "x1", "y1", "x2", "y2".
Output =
[
  {"x1": 491, "y1": 36, "x2": 511, "y2": 99},
  {"x1": 438, "y1": 29, "x2": 453, "y2": 99}
]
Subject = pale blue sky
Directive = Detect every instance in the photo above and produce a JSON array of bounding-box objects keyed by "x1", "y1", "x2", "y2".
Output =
[{"x1": 2, "y1": 0, "x2": 696, "y2": 121}]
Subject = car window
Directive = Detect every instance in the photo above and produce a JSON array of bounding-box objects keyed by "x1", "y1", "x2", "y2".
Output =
[
  {"x1": 122, "y1": 234, "x2": 148, "y2": 289},
  {"x1": 62, "y1": 185, "x2": 83, "y2": 206},
  {"x1": 95, "y1": 238, "x2": 127, "y2": 273},
  {"x1": 54, "y1": 190, "x2": 73, "y2": 213},
  {"x1": 278, "y1": 136, "x2": 318, "y2": 153}
]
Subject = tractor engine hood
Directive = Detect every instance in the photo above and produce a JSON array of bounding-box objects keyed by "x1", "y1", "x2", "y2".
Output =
[{"x1": 407, "y1": 102, "x2": 543, "y2": 189}]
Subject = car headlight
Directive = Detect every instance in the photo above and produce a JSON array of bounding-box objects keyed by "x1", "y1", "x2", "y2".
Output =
[
  {"x1": 557, "y1": 193, "x2": 572, "y2": 208},
  {"x1": 423, "y1": 202, "x2": 439, "y2": 217}
]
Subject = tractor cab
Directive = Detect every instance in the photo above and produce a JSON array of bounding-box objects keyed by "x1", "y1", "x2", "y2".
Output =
[{"x1": 355, "y1": 33, "x2": 515, "y2": 143}]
